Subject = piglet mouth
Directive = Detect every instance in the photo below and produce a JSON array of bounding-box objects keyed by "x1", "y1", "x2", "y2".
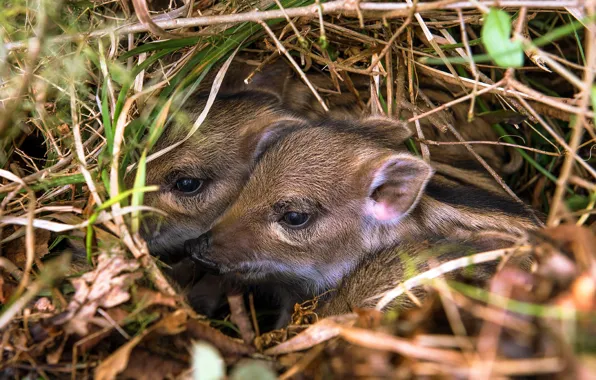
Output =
[{"x1": 190, "y1": 255, "x2": 222, "y2": 275}]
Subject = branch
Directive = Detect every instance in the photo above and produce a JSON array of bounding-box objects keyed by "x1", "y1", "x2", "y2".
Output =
[{"x1": 5, "y1": 1, "x2": 582, "y2": 51}]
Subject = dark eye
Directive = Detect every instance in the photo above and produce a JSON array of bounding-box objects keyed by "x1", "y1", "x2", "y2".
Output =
[
  {"x1": 175, "y1": 178, "x2": 204, "y2": 195},
  {"x1": 280, "y1": 212, "x2": 310, "y2": 228}
]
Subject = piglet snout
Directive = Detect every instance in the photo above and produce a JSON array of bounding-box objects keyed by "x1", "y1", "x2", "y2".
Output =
[{"x1": 185, "y1": 232, "x2": 221, "y2": 274}]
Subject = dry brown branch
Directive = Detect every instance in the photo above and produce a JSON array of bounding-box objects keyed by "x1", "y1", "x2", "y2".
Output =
[
  {"x1": 548, "y1": 5, "x2": 596, "y2": 225},
  {"x1": 227, "y1": 293, "x2": 256, "y2": 345},
  {"x1": 259, "y1": 20, "x2": 329, "y2": 112},
  {"x1": 278, "y1": 344, "x2": 326, "y2": 380},
  {"x1": 131, "y1": 0, "x2": 186, "y2": 39},
  {"x1": 339, "y1": 326, "x2": 466, "y2": 365},
  {"x1": 4, "y1": 1, "x2": 583, "y2": 51}
]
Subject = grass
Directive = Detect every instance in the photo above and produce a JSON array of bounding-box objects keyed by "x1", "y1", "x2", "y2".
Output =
[{"x1": 0, "y1": 0, "x2": 595, "y2": 378}]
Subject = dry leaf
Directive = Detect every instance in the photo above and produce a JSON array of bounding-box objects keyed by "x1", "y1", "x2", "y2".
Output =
[
  {"x1": 34, "y1": 297, "x2": 55, "y2": 313},
  {"x1": 3, "y1": 228, "x2": 51, "y2": 269},
  {"x1": 265, "y1": 314, "x2": 357, "y2": 356},
  {"x1": 119, "y1": 348, "x2": 187, "y2": 380},
  {"x1": 134, "y1": 287, "x2": 178, "y2": 309},
  {"x1": 54, "y1": 250, "x2": 141, "y2": 335},
  {"x1": 94, "y1": 310, "x2": 188, "y2": 380}
]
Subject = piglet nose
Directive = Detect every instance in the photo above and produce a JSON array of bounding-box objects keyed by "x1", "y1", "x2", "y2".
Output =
[{"x1": 185, "y1": 232, "x2": 220, "y2": 274}]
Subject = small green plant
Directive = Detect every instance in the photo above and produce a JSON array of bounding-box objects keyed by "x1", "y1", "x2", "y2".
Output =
[{"x1": 481, "y1": 8, "x2": 524, "y2": 67}]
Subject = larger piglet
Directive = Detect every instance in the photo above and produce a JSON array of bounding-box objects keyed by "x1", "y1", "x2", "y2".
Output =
[{"x1": 185, "y1": 116, "x2": 538, "y2": 321}]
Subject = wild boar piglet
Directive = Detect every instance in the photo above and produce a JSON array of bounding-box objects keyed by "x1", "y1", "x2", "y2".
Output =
[
  {"x1": 137, "y1": 67, "x2": 308, "y2": 262},
  {"x1": 185, "y1": 116, "x2": 538, "y2": 317}
]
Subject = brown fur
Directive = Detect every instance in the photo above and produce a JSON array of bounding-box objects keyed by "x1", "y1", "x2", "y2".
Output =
[
  {"x1": 240, "y1": 60, "x2": 523, "y2": 176},
  {"x1": 137, "y1": 57, "x2": 529, "y2": 319},
  {"x1": 319, "y1": 234, "x2": 530, "y2": 316},
  {"x1": 185, "y1": 116, "x2": 537, "y2": 320},
  {"x1": 137, "y1": 73, "x2": 306, "y2": 260},
  {"x1": 143, "y1": 58, "x2": 523, "y2": 262}
]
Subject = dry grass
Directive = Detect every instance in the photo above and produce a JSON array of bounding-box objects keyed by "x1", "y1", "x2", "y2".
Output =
[{"x1": 0, "y1": 0, "x2": 595, "y2": 378}]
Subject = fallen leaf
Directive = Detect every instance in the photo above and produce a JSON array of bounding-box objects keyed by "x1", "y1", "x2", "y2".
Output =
[
  {"x1": 34, "y1": 297, "x2": 55, "y2": 313},
  {"x1": 264, "y1": 314, "x2": 357, "y2": 356},
  {"x1": 186, "y1": 319, "x2": 255, "y2": 356},
  {"x1": 120, "y1": 348, "x2": 187, "y2": 380},
  {"x1": 135, "y1": 287, "x2": 178, "y2": 309},
  {"x1": 94, "y1": 310, "x2": 188, "y2": 380},
  {"x1": 3, "y1": 228, "x2": 51, "y2": 269},
  {"x1": 53, "y1": 250, "x2": 141, "y2": 336}
]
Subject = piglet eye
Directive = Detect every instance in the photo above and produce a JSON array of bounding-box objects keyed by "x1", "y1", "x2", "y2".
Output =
[
  {"x1": 281, "y1": 211, "x2": 310, "y2": 228},
  {"x1": 175, "y1": 178, "x2": 204, "y2": 195}
]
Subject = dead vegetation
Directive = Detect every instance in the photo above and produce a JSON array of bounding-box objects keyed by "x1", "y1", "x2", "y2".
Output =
[{"x1": 0, "y1": 0, "x2": 595, "y2": 378}]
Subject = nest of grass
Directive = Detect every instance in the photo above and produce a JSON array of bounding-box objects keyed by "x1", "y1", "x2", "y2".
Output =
[{"x1": 1, "y1": 0, "x2": 595, "y2": 378}]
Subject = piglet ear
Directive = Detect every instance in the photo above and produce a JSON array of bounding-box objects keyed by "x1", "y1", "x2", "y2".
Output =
[
  {"x1": 365, "y1": 153, "x2": 433, "y2": 223},
  {"x1": 239, "y1": 118, "x2": 308, "y2": 162}
]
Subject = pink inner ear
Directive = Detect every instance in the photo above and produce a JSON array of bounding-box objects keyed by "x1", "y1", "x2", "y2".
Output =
[{"x1": 369, "y1": 201, "x2": 399, "y2": 221}]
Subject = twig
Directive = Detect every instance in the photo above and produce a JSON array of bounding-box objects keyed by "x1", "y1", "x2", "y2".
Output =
[
  {"x1": 407, "y1": 28, "x2": 431, "y2": 161},
  {"x1": 132, "y1": 0, "x2": 187, "y2": 39},
  {"x1": 4, "y1": 1, "x2": 582, "y2": 51},
  {"x1": 418, "y1": 139, "x2": 561, "y2": 156},
  {"x1": 279, "y1": 344, "x2": 325, "y2": 380},
  {"x1": 548, "y1": 6, "x2": 596, "y2": 225},
  {"x1": 569, "y1": 175, "x2": 596, "y2": 192},
  {"x1": 408, "y1": 0, "x2": 467, "y2": 92},
  {"x1": 272, "y1": 0, "x2": 306, "y2": 47},
  {"x1": 414, "y1": 63, "x2": 594, "y2": 119},
  {"x1": 511, "y1": 93, "x2": 596, "y2": 179},
  {"x1": 0, "y1": 205, "x2": 162, "y2": 233},
  {"x1": 408, "y1": 80, "x2": 502, "y2": 123},
  {"x1": 0, "y1": 170, "x2": 36, "y2": 299},
  {"x1": 339, "y1": 326, "x2": 466, "y2": 365},
  {"x1": 0, "y1": 257, "x2": 23, "y2": 281},
  {"x1": 0, "y1": 255, "x2": 70, "y2": 330},
  {"x1": 227, "y1": 293, "x2": 255, "y2": 345},
  {"x1": 367, "y1": 11, "x2": 414, "y2": 73},
  {"x1": 374, "y1": 246, "x2": 532, "y2": 310},
  {"x1": 248, "y1": 293, "x2": 260, "y2": 338},
  {"x1": 258, "y1": 20, "x2": 329, "y2": 112},
  {"x1": 69, "y1": 81, "x2": 103, "y2": 207}
]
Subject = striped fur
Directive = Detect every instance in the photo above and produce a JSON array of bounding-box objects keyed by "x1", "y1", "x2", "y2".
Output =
[
  {"x1": 185, "y1": 115, "x2": 538, "y2": 320},
  {"x1": 142, "y1": 57, "x2": 534, "y2": 320}
]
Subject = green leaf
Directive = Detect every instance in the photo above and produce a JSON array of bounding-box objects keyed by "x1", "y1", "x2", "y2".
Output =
[
  {"x1": 108, "y1": 61, "x2": 131, "y2": 86},
  {"x1": 481, "y1": 8, "x2": 524, "y2": 68}
]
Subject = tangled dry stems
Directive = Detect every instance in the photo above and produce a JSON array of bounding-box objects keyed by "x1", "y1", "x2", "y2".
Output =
[{"x1": 0, "y1": 0, "x2": 595, "y2": 378}]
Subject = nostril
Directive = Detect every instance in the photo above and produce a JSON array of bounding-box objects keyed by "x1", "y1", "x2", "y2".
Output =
[
  {"x1": 200, "y1": 231, "x2": 212, "y2": 250},
  {"x1": 185, "y1": 231, "x2": 221, "y2": 274},
  {"x1": 184, "y1": 231, "x2": 212, "y2": 255}
]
